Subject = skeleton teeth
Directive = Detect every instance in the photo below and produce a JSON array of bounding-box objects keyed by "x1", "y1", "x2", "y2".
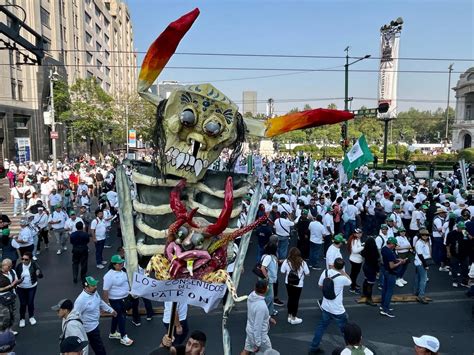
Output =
[
  {"x1": 166, "y1": 147, "x2": 173, "y2": 155},
  {"x1": 183, "y1": 153, "x2": 190, "y2": 166},
  {"x1": 184, "y1": 165, "x2": 192, "y2": 171},
  {"x1": 166, "y1": 155, "x2": 172, "y2": 163},
  {"x1": 188, "y1": 156, "x2": 195, "y2": 166},
  {"x1": 203, "y1": 160, "x2": 208, "y2": 168},
  {"x1": 171, "y1": 149, "x2": 179, "y2": 158},
  {"x1": 176, "y1": 152, "x2": 185, "y2": 169},
  {"x1": 194, "y1": 159, "x2": 203, "y2": 177},
  {"x1": 171, "y1": 158, "x2": 176, "y2": 166}
]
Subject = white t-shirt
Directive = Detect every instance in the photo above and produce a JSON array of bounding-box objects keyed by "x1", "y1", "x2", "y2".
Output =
[
  {"x1": 309, "y1": 221, "x2": 325, "y2": 244},
  {"x1": 280, "y1": 259, "x2": 310, "y2": 288},
  {"x1": 49, "y1": 193, "x2": 62, "y2": 207},
  {"x1": 340, "y1": 346, "x2": 374, "y2": 355},
  {"x1": 414, "y1": 240, "x2": 431, "y2": 266},
  {"x1": 343, "y1": 205, "x2": 358, "y2": 220},
  {"x1": 410, "y1": 210, "x2": 423, "y2": 230},
  {"x1": 91, "y1": 218, "x2": 107, "y2": 240},
  {"x1": 103, "y1": 270, "x2": 129, "y2": 299},
  {"x1": 432, "y1": 217, "x2": 444, "y2": 238},
  {"x1": 106, "y1": 191, "x2": 118, "y2": 208},
  {"x1": 325, "y1": 245, "x2": 342, "y2": 269},
  {"x1": 274, "y1": 218, "x2": 294, "y2": 237},
  {"x1": 318, "y1": 269, "x2": 351, "y2": 315},
  {"x1": 163, "y1": 302, "x2": 188, "y2": 323},
  {"x1": 65, "y1": 217, "x2": 84, "y2": 233},
  {"x1": 48, "y1": 210, "x2": 68, "y2": 229},
  {"x1": 349, "y1": 239, "x2": 364, "y2": 264}
]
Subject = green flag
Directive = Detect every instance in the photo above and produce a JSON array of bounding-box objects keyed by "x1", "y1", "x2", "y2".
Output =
[{"x1": 342, "y1": 135, "x2": 374, "y2": 177}]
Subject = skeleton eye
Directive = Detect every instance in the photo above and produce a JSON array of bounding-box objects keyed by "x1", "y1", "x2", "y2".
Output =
[
  {"x1": 203, "y1": 120, "x2": 222, "y2": 136},
  {"x1": 177, "y1": 226, "x2": 189, "y2": 238},
  {"x1": 180, "y1": 110, "x2": 196, "y2": 127}
]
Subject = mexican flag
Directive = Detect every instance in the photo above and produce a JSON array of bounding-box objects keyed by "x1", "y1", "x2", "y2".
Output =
[{"x1": 342, "y1": 135, "x2": 374, "y2": 177}]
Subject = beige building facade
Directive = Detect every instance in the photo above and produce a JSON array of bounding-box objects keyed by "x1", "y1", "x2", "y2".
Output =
[
  {"x1": 452, "y1": 67, "x2": 474, "y2": 150},
  {"x1": 0, "y1": 0, "x2": 136, "y2": 162}
]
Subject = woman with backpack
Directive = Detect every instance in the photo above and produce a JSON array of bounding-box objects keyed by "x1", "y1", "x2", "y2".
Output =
[
  {"x1": 360, "y1": 237, "x2": 379, "y2": 307},
  {"x1": 280, "y1": 247, "x2": 309, "y2": 325}
]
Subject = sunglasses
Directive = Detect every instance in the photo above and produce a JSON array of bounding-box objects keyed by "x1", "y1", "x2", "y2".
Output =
[{"x1": 22, "y1": 258, "x2": 30, "y2": 261}]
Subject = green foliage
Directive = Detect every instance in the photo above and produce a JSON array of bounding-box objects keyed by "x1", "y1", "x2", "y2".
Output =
[
  {"x1": 125, "y1": 94, "x2": 156, "y2": 143},
  {"x1": 53, "y1": 79, "x2": 71, "y2": 122},
  {"x1": 458, "y1": 148, "x2": 474, "y2": 161}
]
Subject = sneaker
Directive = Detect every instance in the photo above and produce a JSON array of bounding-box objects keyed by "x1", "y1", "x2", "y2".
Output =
[
  {"x1": 19, "y1": 319, "x2": 25, "y2": 328},
  {"x1": 56, "y1": 250, "x2": 62, "y2": 255},
  {"x1": 417, "y1": 296, "x2": 429, "y2": 304},
  {"x1": 449, "y1": 271, "x2": 452, "y2": 276},
  {"x1": 365, "y1": 299, "x2": 377, "y2": 307},
  {"x1": 379, "y1": 306, "x2": 394, "y2": 311},
  {"x1": 311, "y1": 266, "x2": 322, "y2": 270},
  {"x1": 29, "y1": 317, "x2": 37, "y2": 325},
  {"x1": 290, "y1": 317, "x2": 303, "y2": 325},
  {"x1": 120, "y1": 335, "x2": 134, "y2": 346},
  {"x1": 12, "y1": 331, "x2": 18, "y2": 336},
  {"x1": 104, "y1": 245, "x2": 112, "y2": 249},
  {"x1": 287, "y1": 317, "x2": 292, "y2": 323},
  {"x1": 101, "y1": 261, "x2": 108, "y2": 265},
  {"x1": 377, "y1": 285, "x2": 382, "y2": 291},
  {"x1": 63, "y1": 246, "x2": 67, "y2": 251},
  {"x1": 439, "y1": 266, "x2": 450, "y2": 272},
  {"x1": 109, "y1": 332, "x2": 121, "y2": 339},
  {"x1": 36, "y1": 251, "x2": 41, "y2": 255},
  {"x1": 131, "y1": 320, "x2": 141, "y2": 327},
  {"x1": 45, "y1": 244, "x2": 49, "y2": 249},
  {"x1": 395, "y1": 279, "x2": 405, "y2": 287},
  {"x1": 452, "y1": 282, "x2": 459, "y2": 288},
  {"x1": 401, "y1": 278, "x2": 408, "y2": 285},
  {"x1": 380, "y1": 310, "x2": 395, "y2": 318},
  {"x1": 146, "y1": 316, "x2": 153, "y2": 321},
  {"x1": 273, "y1": 299, "x2": 284, "y2": 307},
  {"x1": 96, "y1": 264, "x2": 105, "y2": 269}
]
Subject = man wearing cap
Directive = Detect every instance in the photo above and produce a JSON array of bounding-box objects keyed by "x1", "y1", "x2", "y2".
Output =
[
  {"x1": 380, "y1": 237, "x2": 407, "y2": 318},
  {"x1": 48, "y1": 188, "x2": 62, "y2": 213},
  {"x1": 49, "y1": 204, "x2": 69, "y2": 255},
  {"x1": 446, "y1": 221, "x2": 472, "y2": 288},
  {"x1": 325, "y1": 234, "x2": 345, "y2": 270},
  {"x1": 65, "y1": 211, "x2": 84, "y2": 236},
  {"x1": 413, "y1": 334, "x2": 440, "y2": 354},
  {"x1": 74, "y1": 276, "x2": 116, "y2": 355},
  {"x1": 432, "y1": 208, "x2": 449, "y2": 271},
  {"x1": 60, "y1": 336, "x2": 89, "y2": 355},
  {"x1": 52, "y1": 299, "x2": 88, "y2": 355}
]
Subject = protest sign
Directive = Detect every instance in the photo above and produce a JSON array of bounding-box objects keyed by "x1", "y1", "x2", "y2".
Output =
[{"x1": 131, "y1": 273, "x2": 227, "y2": 313}]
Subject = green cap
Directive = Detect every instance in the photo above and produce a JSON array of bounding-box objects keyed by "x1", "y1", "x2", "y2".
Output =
[
  {"x1": 302, "y1": 209, "x2": 309, "y2": 215},
  {"x1": 333, "y1": 234, "x2": 346, "y2": 244},
  {"x1": 370, "y1": 192, "x2": 376, "y2": 197},
  {"x1": 69, "y1": 210, "x2": 76, "y2": 216},
  {"x1": 387, "y1": 237, "x2": 398, "y2": 245},
  {"x1": 55, "y1": 204, "x2": 62, "y2": 209},
  {"x1": 1, "y1": 228, "x2": 10, "y2": 236},
  {"x1": 422, "y1": 205, "x2": 429, "y2": 210},
  {"x1": 85, "y1": 276, "x2": 98, "y2": 287},
  {"x1": 448, "y1": 212, "x2": 456, "y2": 219},
  {"x1": 111, "y1": 255, "x2": 125, "y2": 264},
  {"x1": 398, "y1": 226, "x2": 406, "y2": 232},
  {"x1": 326, "y1": 206, "x2": 333, "y2": 212},
  {"x1": 386, "y1": 216, "x2": 394, "y2": 222},
  {"x1": 457, "y1": 221, "x2": 465, "y2": 229},
  {"x1": 393, "y1": 204, "x2": 400, "y2": 209},
  {"x1": 381, "y1": 224, "x2": 388, "y2": 230}
]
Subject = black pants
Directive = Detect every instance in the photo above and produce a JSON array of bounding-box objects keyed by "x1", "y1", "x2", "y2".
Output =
[
  {"x1": 286, "y1": 284, "x2": 302, "y2": 317},
  {"x1": 349, "y1": 261, "x2": 362, "y2": 289},
  {"x1": 38, "y1": 229, "x2": 49, "y2": 250},
  {"x1": 131, "y1": 297, "x2": 154, "y2": 322},
  {"x1": 72, "y1": 246, "x2": 89, "y2": 283},
  {"x1": 87, "y1": 326, "x2": 107, "y2": 355},
  {"x1": 17, "y1": 286, "x2": 37, "y2": 319},
  {"x1": 19, "y1": 245, "x2": 34, "y2": 257}
]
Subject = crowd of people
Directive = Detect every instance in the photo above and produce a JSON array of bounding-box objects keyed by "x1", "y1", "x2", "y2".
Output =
[{"x1": 0, "y1": 154, "x2": 472, "y2": 354}]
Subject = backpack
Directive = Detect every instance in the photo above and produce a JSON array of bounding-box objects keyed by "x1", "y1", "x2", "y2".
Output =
[
  {"x1": 287, "y1": 263, "x2": 301, "y2": 286},
  {"x1": 345, "y1": 345, "x2": 368, "y2": 355},
  {"x1": 61, "y1": 318, "x2": 83, "y2": 342},
  {"x1": 322, "y1": 270, "x2": 341, "y2": 300}
]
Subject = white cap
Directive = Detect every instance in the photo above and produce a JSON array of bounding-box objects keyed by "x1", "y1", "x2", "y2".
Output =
[{"x1": 413, "y1": 335, "x2": 440, "y2": 352}]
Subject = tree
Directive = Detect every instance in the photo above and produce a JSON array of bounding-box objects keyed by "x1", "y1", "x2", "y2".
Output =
[
  {"x1": 124, "y1": 94, "x2": 157, "y2": 144},
  {"x1": 68, "y1": 78, "x2": 116, "y2": 155},
  {"x1": 53, "y1": 79, "x2": 71, "y2": 121}
]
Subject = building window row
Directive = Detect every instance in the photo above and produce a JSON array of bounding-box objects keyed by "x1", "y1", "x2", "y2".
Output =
[
  {"x1": 10, "y1": 79, "x2": 23, "y2": 101},
  {"x1": 40, "y1": 7, "x2": 50, "y2": 28}
]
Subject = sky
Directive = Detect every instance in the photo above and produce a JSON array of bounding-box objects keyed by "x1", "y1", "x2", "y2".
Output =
[{"x1": 125, "y1": 0, "x2": 473, "y2": 115}]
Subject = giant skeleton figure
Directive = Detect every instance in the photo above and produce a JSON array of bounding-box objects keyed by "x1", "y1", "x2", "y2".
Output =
[{"x1": 116, "y1": 8, "x2": 353, "y2": 353}]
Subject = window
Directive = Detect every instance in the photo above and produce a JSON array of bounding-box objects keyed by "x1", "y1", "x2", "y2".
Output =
[
  {"x1": 104, "y1": 18, "x2": 110, "y2": 30},
  {"x1": 8, "y1": 50, "x2": 14, "y2": 68},
  {"x1": 86, "y1": 51, "x2": 93, "y2": 64},
  {"x1": 15, "y1": 51, "x2": 21, "y2": 70},
  {"x1": 17, "y1": 80, "x2": 23, "y2": 101},
  {"x1": 62, "y1": 26, "x2": 67, "y2": 43},
  {"x1": 40, "y1": 7, "x2": 50, "y2": 28},
  {"x1": 95, "y1": 5, "x2": 101, "y2": 18},
  {"x1": 11, "y1": 80, "x2": 16, "y2": 100},
  {"x1": 86, "y1": 71, "x2": 94, "y2": 78},
  {"x1": 43, "y1": 37, "x2": 51, "y2": 51},
  {"x1": 104, "y1": 50, "x2": 110, "y2": 60},
  {"x1": 85, "y1": 32, "x2": 92, "y2": 44},
  {"x1": 96, "y1": 41, "x2": 102, "y2": 51},
  {"x1": 96, "y1": 59, "x2": 102, "y2": 70},
  {"x1": 85, "y1": 12, "x2": 92, "y2": 25},
  {"x1": 105, "y1": 82, "x2": 111, "y2": 91},
  {"x1": 105, "y1": 66, "x2": 110, "y2": 76},
  {"x1": 14, "y1": 115, "x2": 28, "y2": 129},
  {"x1": 104, "y1": 33, "x2": 109, "y2": 44},
  {"x1": 74, "y1": 35, "x2": 79, "y2": 49},
  {"x1": 95, "y1": 24, "x2": 101, "y2": 35},
  {"x1": 466, "y1": 105, "x2": 472, "y2": 121}
]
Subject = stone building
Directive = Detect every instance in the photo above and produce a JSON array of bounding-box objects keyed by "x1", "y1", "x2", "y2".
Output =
[{"x1": 452, "y1": 67, "x2": 474, "y2": 150}]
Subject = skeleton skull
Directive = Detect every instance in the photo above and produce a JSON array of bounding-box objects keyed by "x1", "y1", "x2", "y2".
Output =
[{"x1": 161, "y1": 84, "x2": 242, "y2": 183}]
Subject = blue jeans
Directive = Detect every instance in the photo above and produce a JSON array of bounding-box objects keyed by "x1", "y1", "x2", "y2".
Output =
[
  {"x1": 381, "y1": 270, "x2": 396, "y2": 312},
  {"x1": 431, "y1": 238, "x2": 445, "y2": 265},
  {"x1": 309, "y1": 309, "x2": 348, "y2": 350},
  {"x1": 95, "y1": 239, "x2": 105, "y2": 265},
  {"x1": 414, "y1": 265, "x2": 427, "y2": 297},
  {"x1": 344, "y1": 220, "x2": 356, "y2": 239},
  {"x1": 13, "y1": 198, "x2": 24, "y2": 215},
  {"x1": 277, "y1": 237, "x2": 289, "y2": 260},
  {"x1": 264, "y1": 283, "x2": 274, "y2": 315},
  {"x1": 309, "y1": 242, "x2": 323, "y2": 268},
  {"x1": 109, "y1": 298, "x2": 127, "y2": 337}
]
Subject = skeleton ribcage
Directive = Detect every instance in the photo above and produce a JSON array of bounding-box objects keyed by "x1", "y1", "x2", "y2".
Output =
[{"x1": 128, "y1": 161, "x2": 253, "y2": 264}]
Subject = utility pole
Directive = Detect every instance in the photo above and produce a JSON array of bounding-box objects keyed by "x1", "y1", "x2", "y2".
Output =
[
  {"x1": 49, "y1": 67, "x2": 58, "y2": 171},
  {"x1": 445, "y1": 64, "x2": 454, "y2": 142}
]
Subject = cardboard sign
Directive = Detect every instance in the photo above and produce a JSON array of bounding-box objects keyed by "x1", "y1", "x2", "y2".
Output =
[{"x1": 131, "y1": 273, "x2": 227, "y2": 313}]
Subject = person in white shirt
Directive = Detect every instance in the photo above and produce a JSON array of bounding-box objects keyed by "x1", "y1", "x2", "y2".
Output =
[
  {"x1": 309, "y1": 215, "x2": 325, "y2": 270},
  {"x1": 343, "y1": 199, "x2": 358, "y2": 240},
  {"x1": 33, "y1": 206, "x2": 50, "y2": 252},
  {"x1": 10, "y1": 182, "x2": 25, "y2": 217},
  {"x1": 402, "y1": 196, "x2": 415, "y2": 231},
  {"x1": 309, "y1": 258, "x2": 351, "y2": 353},
  {"x1": 409, "y1": 203, "x2": 425, "y2": 238},
  {"x1": 102, "y1": 254, "x2": 134, "y2": 346},
  {"x1": 413, "y1": 230, "x2": 432, "y2": 304},
  {"x1": 431, "y1": 208, "x2": 449, "y2": 271},
  {"x1": 90, "y1": 210, "x2": 108, "y2": 269},
  {"x1": 325, "y1": 234, "x2": 346, "y2": 269},
  {"x1": 15, "y1": 219, "x2": 34, "y2": 256},
  {"x1": 274, "y1": 212, "x2": 294, "y2": 261},
  {"x1": 395, "y1": 227, "x2": 411, "y2": 287},
  {"x1": 48, "y1": 204, "x2": 68, "y2": 255},
  {"x1": 322, "y1": 207, "x2": 335, "y2": 254},
  {"x1": 65, "y1": 211, "x2": 84, "y2": 235},
  {"x1": 348, "y1": 228, "x2": 364, "y2": 293},
  {"x1": 48, "y1": 189, "x2": 62, "y2": 213}
]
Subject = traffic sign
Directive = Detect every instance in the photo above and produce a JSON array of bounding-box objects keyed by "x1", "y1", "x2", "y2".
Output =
[{"x1": 50, "y1": 131, "x2": 58, "y2": 139}]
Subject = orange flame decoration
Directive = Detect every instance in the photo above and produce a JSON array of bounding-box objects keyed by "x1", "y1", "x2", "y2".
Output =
[
  {"x1": 264, "y1": 109, "x2": 354, "y2": 137},
  {"x1": 138, "y1": 8, "x2": 200, "y2": 90}
]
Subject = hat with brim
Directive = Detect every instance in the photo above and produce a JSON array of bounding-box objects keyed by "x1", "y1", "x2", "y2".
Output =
[
  {"x1": 412, "y1": 336, "x2": 440, "y2": 352},
  {"x1": 419, "y1": 229, "x2": 430, "y2": 236},
  {"x1": 333, "y1": 234, "x2": 346, "y2": 244},
  {"x1": 84, "y1": 276, "x2": 98, "y2": 287},
  {"x1": 421, "y1": 205, "x2": 429, "y2": 210},
  {"x1": 398, "y1": 226, "x2": 406, "y2": 232},
  {"x1": 380, "y1": 224, "x2": 388, "y2": 230},
  {"x1": 387, "y1": 237, "x2": 398, "y2": 245},
  {"x1": 435, "y1": 208, "x2": 446, "y2": 215},
  {"x1": 55, "y1": 204, "x2": 62, "y2": 209},
  {"x1": 69, "y1": 211, "x2": 76, "y2": 216},
  {"x1": 111, "y1": 255, "x2": 125, "y2": 264},
  {"x1": 457, "y1": 221, "x2": 465, "y2": 229}
]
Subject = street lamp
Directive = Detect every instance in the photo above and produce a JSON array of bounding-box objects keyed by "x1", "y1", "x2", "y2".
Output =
[
  {"x1": 444, "y1": 63, "x2": 454, "y2": 143},
  {"x1": 49, "y1": 67, "x2": 59, "y2": 171},
  {"x1": 342, "y1": 47, "x2": 371, "y2": 153}
]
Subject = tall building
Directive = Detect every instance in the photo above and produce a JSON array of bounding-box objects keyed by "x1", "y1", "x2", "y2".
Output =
[
  {"x1": 242, "y1": 91, "x2": 257, "y2": 116},
  {"x1": 0, "y1": 0, "x2": 136, "y2": 162},
  {"x1": 452, "y1": 67, "x2": 474, "y2": 150}
]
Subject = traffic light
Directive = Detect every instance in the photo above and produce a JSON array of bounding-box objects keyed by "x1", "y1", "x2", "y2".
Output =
[
  {"x1": 341, "y1": 123, "x2": 347, "y2": 139},
  {"x1": 378, "y1": 102, "x2": 390, "y2": 113}
]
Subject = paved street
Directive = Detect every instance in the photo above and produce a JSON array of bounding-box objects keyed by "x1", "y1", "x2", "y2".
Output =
[{"x1": 0, "y1": 182, "x2": 473, "y2": 354}]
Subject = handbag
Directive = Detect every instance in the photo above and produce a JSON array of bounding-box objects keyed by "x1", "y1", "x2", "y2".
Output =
[
  {"x1": 252, "y1": 255, "x2": 266, "y2": 279},
  {"x1": 0, "y1": 291, "x2": 16, "y2": 307}
]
